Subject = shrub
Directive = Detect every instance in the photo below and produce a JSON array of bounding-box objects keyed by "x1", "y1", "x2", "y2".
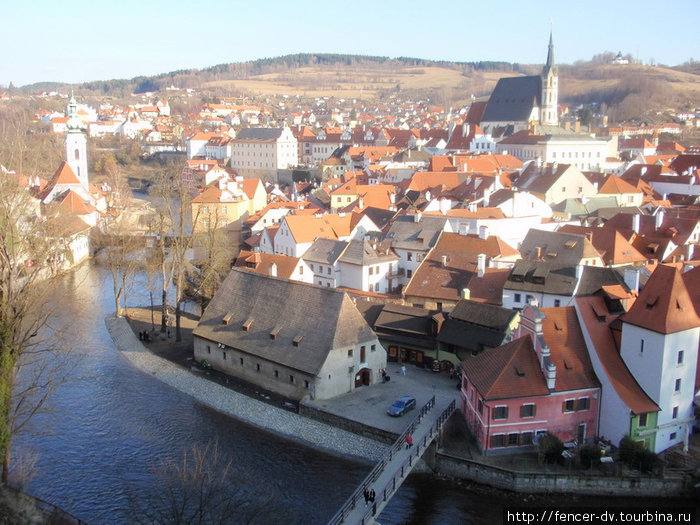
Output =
[
  {"x1": 539, "y1": 433, "x2": 565, "y2": 464},
  {"x1": 579, "y1": 444, "x2": 601, "y2": 469},
  {"x1": 618, "y1": 435, "x2": 658, "y2": 473}
]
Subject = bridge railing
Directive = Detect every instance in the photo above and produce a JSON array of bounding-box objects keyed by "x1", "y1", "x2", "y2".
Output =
[{"x1": 327, "y1": 397, "x2": 456, "y2": 525}]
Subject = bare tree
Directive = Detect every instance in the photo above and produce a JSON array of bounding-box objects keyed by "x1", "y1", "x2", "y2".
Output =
[
  {"x1": 127, "y1": 439, "x2": 273, "y2": 524},
  {"x1": 150, "y1": 165, "x2": 199, "y2": 341},
  {"x1": 0, "y1": 174, "x2": 72, "y2": 483}
]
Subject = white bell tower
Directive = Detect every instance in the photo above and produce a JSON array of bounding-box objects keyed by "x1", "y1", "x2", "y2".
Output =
[
  {"x1": 65, "y1": 94, "x2": 89, "y2": 190},
  {"x1": 540, "y1": 31, "x2": 559, "y2": 126}
]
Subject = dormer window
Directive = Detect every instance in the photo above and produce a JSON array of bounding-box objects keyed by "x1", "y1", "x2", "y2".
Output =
[
  {"x1": 242, "y1": 317, "x2": 254, "y2": 331},
  {"x1": 293, "y1": 334, "x2": 304, "y2": 347},
  {"x1": 270, "y1": 326, "x2": 281, "y2": 339}
]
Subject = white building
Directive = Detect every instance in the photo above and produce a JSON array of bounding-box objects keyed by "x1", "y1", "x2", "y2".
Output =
[
  {"x1": 231, "y1": 127, "x2": 298, "y2": 178},
  {"x1": 618, "y1": 265, "x2": 699, "y2": 453}
]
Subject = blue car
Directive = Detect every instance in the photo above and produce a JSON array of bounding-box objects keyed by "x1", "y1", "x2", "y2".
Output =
[{"x1": 387, "y1": 396, "x2": 416, "y2": 417}]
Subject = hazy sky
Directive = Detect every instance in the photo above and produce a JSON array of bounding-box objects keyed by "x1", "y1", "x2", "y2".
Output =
[{"x1": 2, "y1": 0, "x2": 698, "y2": 87}]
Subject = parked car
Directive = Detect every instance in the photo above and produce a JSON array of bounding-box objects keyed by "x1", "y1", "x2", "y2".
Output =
[{"x1": 387, "y1": 396, "x2": 416, "y2": 417}]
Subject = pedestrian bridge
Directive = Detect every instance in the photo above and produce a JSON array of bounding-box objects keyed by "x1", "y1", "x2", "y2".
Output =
[{"x1": 327, "y1": 397, "x2": 457, "y2": 525}]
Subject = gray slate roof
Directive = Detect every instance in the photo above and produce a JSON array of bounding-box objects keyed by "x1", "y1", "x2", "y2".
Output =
[
  {"x1": 338, "y1": 240, "x2": 398, "y2": 266},
  {"x1": 437, "y1": 299, "x2": 517, "y2": 353},
  {"x1": 481, "y1": 75, "x2": 541, "y2": 123},
  {"x1": 449, "y1": 300, "x2": 518, "y2": 331},
  {"x1": 193, "y1": 269, "x2": 375, "y2": 375},
  {"x1": 235, "y1": 128, "x2": 284, "y2": 141},
  {"x1": 302, "y1": 238, "x2": 348, "y2": 265},
  {"x1": 384, "y1": 215, "x2": 448, "y2": 251},
  {"x1": 519, "y1": 229, "x2": 601, "y2": 265}
]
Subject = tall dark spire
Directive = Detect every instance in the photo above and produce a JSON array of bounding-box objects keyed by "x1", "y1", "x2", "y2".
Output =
[{"x1": 543, "y1": 30, "x2": 555, "y2": 75}]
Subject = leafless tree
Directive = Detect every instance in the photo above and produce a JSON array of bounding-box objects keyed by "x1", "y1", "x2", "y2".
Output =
[
  {"x1": 128, "y1": 439, "x2": 272, "y2": 525},
  {"x1": 0, "y1": 174, "x2": 73, "y2": 483}
]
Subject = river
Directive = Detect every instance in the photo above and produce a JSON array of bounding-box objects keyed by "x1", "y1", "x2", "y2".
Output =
[{"x1": 12, "y1": 262, "x2": 518, "y2": 524}]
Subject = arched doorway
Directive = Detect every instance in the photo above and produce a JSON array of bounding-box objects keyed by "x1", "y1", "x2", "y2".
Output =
[{"x1": 354, "y1": 367, "x2": 371, "y2": 388}]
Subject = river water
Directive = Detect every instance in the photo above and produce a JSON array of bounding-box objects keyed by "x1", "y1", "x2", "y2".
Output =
[
  {"x1": 13, "y1": 263, "x2": 696, "y2": 524},
  {"x1": 12, "y1": 262, "x2": 514, "y2": 524}
]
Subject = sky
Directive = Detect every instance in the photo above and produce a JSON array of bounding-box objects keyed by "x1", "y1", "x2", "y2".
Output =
[{"x1": 1, "y1": 0, "x2": 698, "y2": 87}]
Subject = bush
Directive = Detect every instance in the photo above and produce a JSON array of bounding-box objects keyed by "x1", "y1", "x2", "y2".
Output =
[
  {"x1": 579, "y1": 444, "x2": 601, "y2": 469},
  {"x1": 539, "y1": 433, "x2": 565, "y2": 464},
  {"x1": 619, "y1": 435, "x2": 658, "y2": 473}
]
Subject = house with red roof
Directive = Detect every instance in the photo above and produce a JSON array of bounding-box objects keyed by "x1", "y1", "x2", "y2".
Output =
[
  {"x1": 191, "y1": 176, "x2": 266, "y2": 236},
  {"x1": 460, "y1": 303, "x2": 601, "y2": 454}
]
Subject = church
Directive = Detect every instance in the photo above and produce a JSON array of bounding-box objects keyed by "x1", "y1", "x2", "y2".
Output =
[{"x1": 478, "y1": 32, "x2": 558, "y2": 136}]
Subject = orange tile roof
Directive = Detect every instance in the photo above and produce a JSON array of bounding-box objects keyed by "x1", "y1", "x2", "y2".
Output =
[
  {"x1": 56, "y1": 190, "x2": 96, "y2": 215},
  {"x1": 598, "y1": 174, "x2": 641, "y2": 195},
  {"x1": 463, "y1": 336, "x2": 550, "y2": 399},
  {"x1": 575, "y1": 296, "x2": 658, "y2": 414},
  {"x1": 622, "y1": 264, "x2": 700, "y2": 334},
  {"x1": 284, "y1": 212, "x2": 359, "y2": 244},
  {"x1": 539, "y1": 307, "x2": 601, "y2": 392},
  {"x1": 233, "y1": 250, "x2": 301, "y2": 279}
]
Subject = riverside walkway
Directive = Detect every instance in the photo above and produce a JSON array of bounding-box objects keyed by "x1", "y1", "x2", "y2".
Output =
[{"x1": 328, "y1": 397, "x2": 457, "y2": 525}]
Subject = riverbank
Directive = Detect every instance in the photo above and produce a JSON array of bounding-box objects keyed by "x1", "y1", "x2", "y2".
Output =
[
  {"x1": 108, "y1": 308, "x2": 699, "y2": 499},
  {"x1": 107, "y1": 315, "x2": 388, "y2": 464}
]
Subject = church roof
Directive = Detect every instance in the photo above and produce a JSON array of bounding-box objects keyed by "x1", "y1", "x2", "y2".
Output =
[{"x1": 481, "y1": 75, "x2": 542, "y2": 123}]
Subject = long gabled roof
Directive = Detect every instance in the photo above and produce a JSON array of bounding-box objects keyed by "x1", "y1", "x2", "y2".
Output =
[
  {"x1": 576, "y1": 296, "x2": 659, "y2": 415},
  {"x1": 193, "y1": 269, "x2": 375, "y2": 375},
  {"x1": 481, "y1": 75, "x2": 541, "y2": 123}
]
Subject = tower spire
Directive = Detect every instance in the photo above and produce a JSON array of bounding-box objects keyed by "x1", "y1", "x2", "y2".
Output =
[{"x1": 544, "y1": 29, "x2": 555, "y2": 74}]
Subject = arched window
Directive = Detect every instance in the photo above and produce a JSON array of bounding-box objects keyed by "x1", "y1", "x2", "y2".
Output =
[{"x1": 74, "y1": 148, "x2": 80, "y2": 160}]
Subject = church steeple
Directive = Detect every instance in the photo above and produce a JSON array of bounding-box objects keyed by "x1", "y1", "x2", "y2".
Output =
[
  {"x1": 540, "y1": 30, "x2": 558, "y2": 126},
  {"x1": 65, "y1": 92, "x2": 89, "y2": 190}
]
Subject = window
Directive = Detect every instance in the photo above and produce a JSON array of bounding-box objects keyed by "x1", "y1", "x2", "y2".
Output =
[
  {"x1": 490, "y1": 434, "x2": 505, "y2": 448},
  {"x1": 520, "y1": 404, "x2": 536, "y2": 418},
  {"x1": 639, "y1": 413, "x2": 647, "y2": 427},
  {"x1": 240, "y1": 357, "x2": 244, "y2": 365},
  {"x1": 672, "y1": 406, "x2": 678, "y2": 419},
  {"x1": 407, "y1": 252, "x2": 413, "y2": 261},
  {"x1": 327, "y1": 267, "x2": 331, "y2": 275},
  {"x1": 407, "y1": 270, "x2": 412, "y2": 278},
  {"x1": 304, "y1": 380, "x2": 310, "y2": 389},
  {"x1": 520, "y1": 431, "x2": 533, "y2": 445},
  {"x1": 206, "y1": 345, "x2": 211, "y2": 354},
  {"x1": 368, "y1": 267, "x2": 373, "y2": 275},
  {"x1": 577, "y1": 397, "x2": 590, "y2": 411},
  {"x1": 677, "y1": 350, "x2": 684, "y2": 364},
  {"x1": 274, "y1": 370, "x2": 279, "y2": 378},
  {"x1": 477, "y1": 399, "x2": 483, "y2": 415},
  {"x1": 640, "y1": 339, "x2": 645, "y2": 354},
  {"x1": 222, "y1": 352, "x2": 226, "y2": 360},
  {"x1": 514, "y1": 293, "x2": 521, "y2": 303},
  {"x1": 670, "y1": 432, "x2": 677, "y2": 440},
  {"x1": 347, "y1": 349, "x2": 353, "y2": 358},
  {"x1": 554, "y1": 299, "x2": 561, "y2": 307},
  {"x1": 74, "y1": 148, "x2": 80, "y2": 160},
  {"x1": 493, "y1": 406, "x2": 508, "y2": 420},
  {"x1": 309, "y1": 264, "x2": 314, "y2": 271},
  {"x1": 674, "y1": 378, "x2": 681, "y2": 392},
  {"x1": 256, "y1": 363, "x2": 261, "y2": 372},
  {"x1": 222, "y1": 206, "x2": 228, "y2": 214},
  {"x1": 371, "y1": 344, "x2": 376, "y2": 352},
  {"x1": 507, "y1": 433, "x2": 520, "y2": 446},
  {"x1": 289, "y1": 375, "x2": 295, "y2": 384},
  {"x1": 563, "y1": 399, "x2": 575, "y2": 413}
]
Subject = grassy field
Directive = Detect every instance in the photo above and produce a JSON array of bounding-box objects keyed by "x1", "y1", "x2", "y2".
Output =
[{"x1": 202, "y1": 64, "x2": 517, "y2": 100}]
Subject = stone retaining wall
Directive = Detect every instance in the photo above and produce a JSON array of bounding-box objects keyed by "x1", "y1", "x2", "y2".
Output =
[{"x1": 434, "y1": 451, "x2": 688, "y2": 497}]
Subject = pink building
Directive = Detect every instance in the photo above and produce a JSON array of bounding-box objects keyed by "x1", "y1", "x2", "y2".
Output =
[{"x1": 460, "y1": 304, "x2": 600, "y2": 454}]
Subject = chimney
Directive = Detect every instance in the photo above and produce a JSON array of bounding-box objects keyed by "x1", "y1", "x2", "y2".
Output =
[
  {"x1": 269, "y1": 263, "x2": 278, "y2": 277},
  {"x1": 686, "y1": 243, "x2": 694, "y2": 261},
  {"x1": 536, "y1": 156, "x2": 542, "y2": 168},
  {"x1": 483, "y1": 188, "x2": 491, "y2": 207},
  {"x1": 459, "y1": 222, "x2": 469, "y2": 236},
  {"x1": 462, "y1": 123, "x2": 469, "y2": 137},
  {"x1": 439, "y1": 198, "x2": 451, "y2": 214},
  {"x1": 632, "y1": 214, "x2": 641, "y2": 235},
  {"x1": 655, "y1": 210, "x2": 664, "y2": 230},
  {"x1": 414, "y1": 212, "x2": 422, "y2": 223},
  {"x1": 546, "y1": 363, "x2": 557, "y2": 391},
  {"x1": 461, "y1": 287, "x2": 471, "y2": 300},
  {"x1": 535, "y1": 246, "x2": 543, "y2": 259},
  {"x1": 624, "y1": 267, "x2": 640, "y2": 292},
  {"x1": 468, "y1": 201, "x2": 477, "y2": 213},
  {"x1": 441, "y1": 255, "x2": 448, "y2": 267},
  {"x1": 478, "y1": 225, "x2": 489, "y2": 240},
  {"x1": 389, "y1": 192, "x2": 395, "y2": 204},
  {"x1": 477, "y1": 253, "x2": 486, "y2": 278}
]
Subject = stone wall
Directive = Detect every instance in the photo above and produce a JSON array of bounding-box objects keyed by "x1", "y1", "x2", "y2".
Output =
[{"x1": 433, "y1": 451, "x2": 688, "y2": 497}]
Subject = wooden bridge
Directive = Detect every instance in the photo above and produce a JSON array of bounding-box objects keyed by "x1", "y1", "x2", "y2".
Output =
[{"x1": 327, "y1": 397, "x2": 457, "y2": 525}]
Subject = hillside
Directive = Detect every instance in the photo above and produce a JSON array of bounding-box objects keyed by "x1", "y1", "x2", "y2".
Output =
[{"x1": 22, "y1": 53, "x2": 700, "y2": 121}]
